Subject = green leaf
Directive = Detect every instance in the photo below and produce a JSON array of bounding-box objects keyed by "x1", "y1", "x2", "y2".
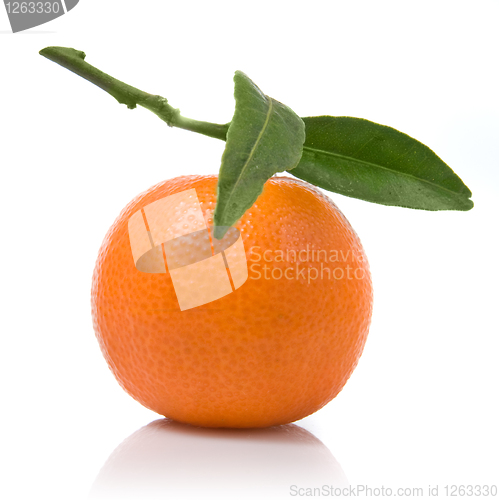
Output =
[
  {"x1": 213, "y1": 71, "x2": 306, "y2": 239},
  {"x1": 289, "y1": 116, "x2": 473, "y2": 211}
]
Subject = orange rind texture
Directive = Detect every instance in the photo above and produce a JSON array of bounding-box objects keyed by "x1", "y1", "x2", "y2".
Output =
[{"x1": 91, "y1": 175, "x2": 373, "y2": 428}]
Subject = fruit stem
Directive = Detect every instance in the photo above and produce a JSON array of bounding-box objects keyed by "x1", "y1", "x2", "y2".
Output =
[{"x1": 39, "y1": 46, "x2": 229, "y2": 141}]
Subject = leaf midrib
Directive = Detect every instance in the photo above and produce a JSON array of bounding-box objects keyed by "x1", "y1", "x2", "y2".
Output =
[
  {"x1": 220, "y1": 96, "x2": 274, "y2": 219},
  {"x1": 301, "y1": 145, "x2": 469, "y2": 199}
]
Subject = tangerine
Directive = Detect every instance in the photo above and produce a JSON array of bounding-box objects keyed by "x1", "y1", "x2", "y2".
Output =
[{"x1": 91, "y1": 175, "x2": 373, "y2": 428}]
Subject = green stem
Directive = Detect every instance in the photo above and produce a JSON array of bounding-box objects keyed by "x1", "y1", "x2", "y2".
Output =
[{"x1": 39, "y1": 46, "x2": 229, "y2": 141}]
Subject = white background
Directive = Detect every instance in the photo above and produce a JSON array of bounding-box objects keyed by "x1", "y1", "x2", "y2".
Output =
[{"x1": 1, "y1": 1, "x2": 498, "y2": 499}]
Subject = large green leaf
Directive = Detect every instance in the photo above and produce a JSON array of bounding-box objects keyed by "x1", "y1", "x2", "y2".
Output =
[
  {"x1": 213, "y1": 71, "x2": 305, "y2": 238},
  {"x1": 289, "y1": 116, "x2": 473, "y2": 211}
]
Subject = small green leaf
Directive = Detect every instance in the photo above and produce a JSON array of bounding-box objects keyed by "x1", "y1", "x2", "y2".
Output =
[
  {"x1": 213, "y1": 71, "x2": 305, "y2": 239},
  {"x1": 289, "y1": 116, "x2": 473, "y2": 211}
]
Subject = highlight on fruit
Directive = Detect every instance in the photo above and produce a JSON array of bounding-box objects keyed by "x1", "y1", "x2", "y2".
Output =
[{"x1": 39, "y1": 46, "x2": 473, "y2": 428}]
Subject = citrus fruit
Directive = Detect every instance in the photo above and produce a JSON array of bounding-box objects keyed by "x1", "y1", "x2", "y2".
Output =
[{"x1": 91, "y1": 175, "x2": 373, "y2": 428}]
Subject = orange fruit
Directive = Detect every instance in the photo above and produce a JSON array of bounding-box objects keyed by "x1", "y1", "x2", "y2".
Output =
[{"x1": 91, "y1": 175, "x2": 373, "y2": 428}]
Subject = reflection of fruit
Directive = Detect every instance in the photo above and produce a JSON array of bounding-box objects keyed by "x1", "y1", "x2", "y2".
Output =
[
  {"x1": 92, "y1": 175, "x2": 373, "y2": 428},
  {"x1": 89, "y1": 419, "x2": 348, "y2": 499}
]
